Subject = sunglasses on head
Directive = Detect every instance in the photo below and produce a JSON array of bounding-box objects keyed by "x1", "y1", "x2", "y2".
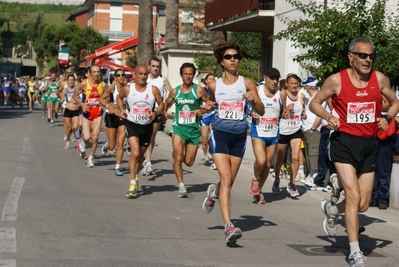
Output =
[
  {"x1": 350, "y1": 51, "x2": 375, "y2": 60},
  {"x1": 223, "y1": 54, "x2": 241, "y2": 60},
  {"x1": 115, "y1": 73, "x2": 125, "y2": 77}
]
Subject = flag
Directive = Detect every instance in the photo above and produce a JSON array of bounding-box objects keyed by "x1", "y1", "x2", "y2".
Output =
[{"x1": 155, "y1": 33, "x2": 164, "y2": 48}]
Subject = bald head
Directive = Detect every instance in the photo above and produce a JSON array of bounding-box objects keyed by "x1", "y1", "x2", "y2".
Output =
[{"x1": 135, "y1": 64, "x2": 149, "y2": 86}]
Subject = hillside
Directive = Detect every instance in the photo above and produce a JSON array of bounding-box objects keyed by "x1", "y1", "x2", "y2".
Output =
[{"x1": 0, "y1": 2, "x2": 82, "y2": 31}]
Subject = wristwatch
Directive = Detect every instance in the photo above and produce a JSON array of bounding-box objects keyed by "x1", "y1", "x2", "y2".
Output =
[{"x1": 382, "y1": 114, "x2": 392, "y2": 124}]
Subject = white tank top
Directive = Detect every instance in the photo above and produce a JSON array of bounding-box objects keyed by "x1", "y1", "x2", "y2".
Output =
[
  {"x1": 252, "y1": 86, "x2": 281, "y2": 138},
  {"x1": 126, "y1": 83, "x2": 155, "y2": 125},
  {"x1": 147, "y1": 75, "x2": 164, "y2": 97},
  {"x1": 301, "y1": 94, "x2": 320, "y2": 131},
  {"x1": 279, "y1": 94, "x2": 303, "y2": 135}
]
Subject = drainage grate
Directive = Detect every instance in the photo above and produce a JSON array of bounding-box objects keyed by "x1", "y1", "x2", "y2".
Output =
[{"x1": 287, "y1": 244, "x2": 385, "y2": 257}]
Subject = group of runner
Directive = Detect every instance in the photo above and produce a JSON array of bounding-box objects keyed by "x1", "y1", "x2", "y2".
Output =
[{"x1": 6, "y1": 37, "x2": 399, "y2": 267}]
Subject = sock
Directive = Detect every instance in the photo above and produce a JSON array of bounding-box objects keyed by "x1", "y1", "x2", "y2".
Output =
[
  {"x1": 178, "y1": 183, "x2": 184, "y2": 187},
  {"x1": 147, "y1": 161, "x2": 151, "y2": 166},
  {"x1": 115, "y1": 164, "x2": 120, "y2": 169},
  {"x1": 349, "y1": 241, "x2": 361, "y2": 255},
  {"x1": 328, "y1": 202, "x2": 339, "y2": 216},
  {"x1": 224, "y1": 222, "x2": 233, "y2": 229},
  {"x1": 130, "y1": 179, "x2": 137, "y2": 185},
  {"x1": 88, "y1": 155, "x2": 93, "y2": 160},
  {"x1": 210, "y1": 189, "x2": 218, "y2": 200},
  {"x1": 332, "y1": 176, "x2": 341, "y2": 189},
  {"x1": 252, "y1": 176, "x2": 259, "y2": 181},
  {"x1": 298, "y1": 166, "x2": 304, "y2": 174}
]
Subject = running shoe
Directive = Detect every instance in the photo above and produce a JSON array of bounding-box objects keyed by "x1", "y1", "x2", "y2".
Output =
[
  {"x1": 86, "y1": 157, "x2": 94, "y2": 168},
  {"x1": 50, "y1": 121, "x2": 54, "y2": 127},
  {"x1": 64, "y1": 142, "x2": 70, "y2": 150},
  {"x1": 80, "y1": 151, "x2": 88, "y2": 160},
  {"x1": 135, "y1": 176, "x2": 139, "y2": 191},
  {"x1": 224, "y1": 224, "x2": 242, "y2": 245},
  {"x1": 253, "y1": 192, "x2": 266, "y2": 204},
  {"x1": 29, "y1": 109, "x2": 32, "y2": 113},
  {"x1": 306, "y1": 183, "x2": 324, "y2": 191},
  {"x1": 55, "y1": 112, "x2": 58, "y2": 119},
  {"x1": 348, "y1": 251, "x2": 366, "y2": 267},
  {"x1": 210, "y1": 163, "x2": 217, "y2": 170},
  {"x1": 178, "y1": 184, "x2": 188, "y2": 198},
  {"x1": 272, "y1": 181, "x2": 280, "y2": 194},
  {"x1": 329, "y1": 173, "x2": 342, "y2": 203},
  {"x1": 126, "y1": 146, "x2": 131, "y2": 156},
  {"x1": 47, "y1": 118, "x2": 50, "y2": 122},
  {"x1": 114, "y1": 168, "x2": 123, "y2": 176},
  {"x1": 71, "y1": 133, "x2": 77, "y2": 142},
  {"x1": 126, "y1": 182, "x2": 137, "y2": 198},
  {"x1": 101, "y1": 141, "x2": 108, "y2": 156},
  {"x1": 286, "y1": 183, "x2": 300, "y2": 197},
  {"x1": 78, "y1": 139, "x2": 86, "y2": 153},
  {"x1": 146, "y1": 163, "x2": 154, "y2": 175},
  {"x1": 250, "y1": 178, "x2": 260, "y2": 196},
  {"x1": 202, "y1": 184, "x2": 217, "y2": 213},
  {"x1": 64, "y1": 135, "x2": 67, "y2": 141},
  {"x1": 295, "y1": 172, "x2": 305, "y2": 182},
  {"x1": 321, "y1": 199, "x2": 337, "y2": 236},
  {"x1": 141, "y1": 163, "x2": 148, "y2": 176}
]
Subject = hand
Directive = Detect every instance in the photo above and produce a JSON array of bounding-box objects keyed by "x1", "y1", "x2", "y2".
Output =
[
  {"x1": 326, "y1": 116, "x2": 340, "y2": 130},
  {"x1": 251, "y1": 111, "x2": 260, "y2": 120},
  {"x1": 377, "y1": 117, "x2": 390, "y2": 131},
  {"x1": 117, "y1": 109, "x2": 126, "y2": 119},
  {"x1": 203, "y1": 100, "x2": 216, "y2": 111},
  {"x1": 302, "y1": 112, "x2": 307, "y2": 120},
  {"x1": 107, "y1": 103, "x2": 118, "y2": 114},
  {"x1": 242, "y1": 91, "x2": 255, "y2": 105},
  {"x1": 81, "y1": 103, "x2": 89, "y2": 112}
]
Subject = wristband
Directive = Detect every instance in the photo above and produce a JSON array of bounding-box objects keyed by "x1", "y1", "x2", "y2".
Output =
[
  {"x1": 381, "y1": 114, "x2": 392, "y2": 124},
  {"x1": 311, "y1": 128, "x2": 316, "y2": 131}
]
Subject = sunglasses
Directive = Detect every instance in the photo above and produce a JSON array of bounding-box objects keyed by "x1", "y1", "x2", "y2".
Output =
[
  {"x1": 350, "y1": 51, "x2": 375, "y2": 60},
  {"x1": 223, "y1": 54, "x2": 241, "y2": 60},
  {"x1": 115, "y1": 73, "x2": 125, "y2": 77}
]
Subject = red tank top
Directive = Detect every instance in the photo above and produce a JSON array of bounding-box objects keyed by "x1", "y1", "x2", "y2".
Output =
[{"x1": 332, "y1": 69, "x2": 382, "y2": 137}]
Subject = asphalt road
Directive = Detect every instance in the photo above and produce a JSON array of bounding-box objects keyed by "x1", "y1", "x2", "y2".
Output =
[{"x1": 0, "y1": 104, "x2": 399, "y2": 267}]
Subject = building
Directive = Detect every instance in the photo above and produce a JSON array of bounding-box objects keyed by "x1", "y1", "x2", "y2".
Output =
[
  {"x1": 67, "y1": 0, "x2": 209, "y2": 86},
  {"x1": 0, "y1": 0, "x2": 84, "y2": 5},
  {"x1": 204, "y1": 0, "x2": 399, "y2": 79}
]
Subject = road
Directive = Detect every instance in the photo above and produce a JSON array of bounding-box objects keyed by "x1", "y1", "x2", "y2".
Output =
[{"x1": 0, "y1": 104, "x2": 398, "y2": 267}]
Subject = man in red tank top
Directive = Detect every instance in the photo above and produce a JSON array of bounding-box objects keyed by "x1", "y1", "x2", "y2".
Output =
[{"x1": 310, "y1": 37, "x2": 399, "y2": 267}]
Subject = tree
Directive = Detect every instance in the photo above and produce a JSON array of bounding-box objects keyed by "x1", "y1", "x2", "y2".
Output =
[
  {"x1": 165, "y1": 0, "x2": 179, "y2": 47},
  {"x1": 33, "y1": 23, "x2": 108, "y2": 72},
  {"x1": 229, "y1": 32, "x2": 262, "y2": 60},
  {"x1": 273, "y1": 0, "x2": 399, "y2": 84},
  {"x1": 182, "y1": 0, "x2": 226, "y2": 48},
  {"x1": 137, "y1": 0, "x2": 153, "y2": 65}
]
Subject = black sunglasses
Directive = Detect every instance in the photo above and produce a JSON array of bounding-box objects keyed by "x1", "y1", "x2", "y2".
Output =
[
  {"x1": 223, "y1": 54, "x2": 241, "y2": 60},
  {"x1": 115, "y1": 73, "x2": 125, "y2": 77},
  {"x1": 350, "y1": 51, "x2": 375, "y2": 60}
]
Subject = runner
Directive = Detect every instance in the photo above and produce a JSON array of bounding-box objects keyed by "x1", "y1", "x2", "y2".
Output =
[
  {"x1": 73, "y1": 65, "x2": 106, "y2": 167},
  {"x1": 60, "y1": 74, "x2": 80, "y2": 149},
  {"x1": 249, "y1": 68, "x2": 286, "y2": 203},
  {"x1": 40, "y1": 76, "x2": 49, "y2": 120},
  {"x1": 2, "y1": 75, "x2": 11, "y2": 106},
  {"x1": 116, "y1": 64, "x2": 164, "y2": 198},
  {"x1": 99, "y1": 68, "x2": 127, "y2": 176},
  {"x1": 45, "y1": 73, "x2": 60, "y2": 126},
  {"x1": 201, "y1": 43, "x2": 264, "y2": 245},
  {"x1": 164, "y1": 62, "x2": 211, "y2": 198},
  {"x1": 18, "y1": 77, "x2": 26, "y2": 108},
  {"x1": 310, "y1": 36, "x2": 399, "y2": 267},
  {"x1": 26, "y1": 76, "x2": 36, "y2": 112},
  {"x1": 141, "y1": 57, "x2": 173, "y2": 176}
]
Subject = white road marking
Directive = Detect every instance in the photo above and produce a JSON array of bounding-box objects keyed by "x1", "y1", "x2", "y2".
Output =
[
  {"x1": 2, "y1": 177, "x2": 25, "y2": 222},
  {"x1": 0, "y1": 259, "x2": 16, "y2": 267},
  {"x1": 22, "y1": 137, "x2": 30, "y2": 154},
  {"x1": 16, "y1": 164, "x2": 26, "y2": 174},
  {"x1": 0, "y1": 228, "x2": 16, "y2": 253}
]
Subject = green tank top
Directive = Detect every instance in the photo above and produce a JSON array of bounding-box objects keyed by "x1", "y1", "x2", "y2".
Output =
[
  {"x1": 173, "y1": 83, "x2": 200, "y2": 128},
  {"x1": 48, "y1": 82, "x2": 59, "y2": 99}
]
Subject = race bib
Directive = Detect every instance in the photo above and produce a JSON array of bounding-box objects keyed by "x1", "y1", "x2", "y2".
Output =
[
  {"x1": 87, "y1": 98, "x2": 99, "y2": 106},
  {"x1": 347, "y1": 102, "x2": 375, "y2": 124},
  {"x1": 50, "y1": 92, "x2": 57, "y2": 98},
  {"x1": 131, "y1": 107, "x2": 150, "y2": 121},
  {"x1": 218, "y1": 101, "x2": 244, "y2": 120},
  {"x1": 178, "y1": 111, "x2": 196, "y2": 124},
  {"x1": 284, "y1": 115, "x2": 300, "y2": 127},
  {"x1": 260, "y1": 117, "x2": 278, "y2": 131},
  {"x1": 67, "y1": 93, "x2": 74, "y2": 102}
]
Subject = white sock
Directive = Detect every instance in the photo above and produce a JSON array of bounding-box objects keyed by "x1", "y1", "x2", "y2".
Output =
[
  {"x1": 349, "y1": 241, "x2": 361, "y2": 255},
  {"x1": 298, "y1": 166, "x2": 304, "y2": 175},
  {"x1": 88, "y1": 155, "x2": 93, "y2": 161},
  {"x1": 115, "y1": 164, "x2": 120, "y2": 169},
  {"x1": 253, "y1": 176, "x2": 259, "y2": 181},
  {"x1": 178, "y1": 183, "x2": 184, "y2": 187},
  {"x1": 147, "y1": 161, "x2": 151, "y2": 166},
  {"x1": 130, "y1": 179, "x2": 137, "y2": 185}
]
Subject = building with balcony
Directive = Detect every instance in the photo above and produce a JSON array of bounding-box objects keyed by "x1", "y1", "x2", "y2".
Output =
[{"x1": 205, "y1": 0, "x2": 399, "y2": 79}]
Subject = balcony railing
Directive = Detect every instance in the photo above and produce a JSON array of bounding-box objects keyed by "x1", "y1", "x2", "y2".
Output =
[
  {"x1": 99, "y1": 31, "x2": 134, "y2": 40},
  {"x1": 205, "y1": 0, "x2": 275, "y2": 25}
]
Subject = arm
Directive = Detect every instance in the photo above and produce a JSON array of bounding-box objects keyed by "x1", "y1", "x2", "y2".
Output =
[
  {"x1": 99, "y1": 82, "x2": 114, "y2": 109},
  {"x1": 162, "y1": 76, "x2": 173, "y2": 92},
  {"x1": 377, "y1": 72, "x2": 399, "y2": 129},
  {"x1": 243, "y1": 77, "x2": 264, "y2": 116},
  {"x1": 164, "y1": 88, "x2": 176, "y2": 114},
  {"x1": 151, "y1": 85, "x2": 164, "y2": 120},
  {"x1": 59, "y1": 88, "x2": 65, "y2": 103},
  {"x1": 310, "y1": 72, "x2": 341, "y2": 130},
  {"x1": 72, "y1": 81, "x2": 87, "y2": 112},
  {"x1": 116, "y1": 85, "x2": 128, "y2": 119}
]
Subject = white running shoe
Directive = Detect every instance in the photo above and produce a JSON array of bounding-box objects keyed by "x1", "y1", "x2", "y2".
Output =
[
  {"x1": 321, "y1": 199, "x2": 337, "y2": 236},
  {"x1": 86, "y1": 157, "x2": 94, "y2": 168},
  {"x1": 295, "y1": 172, "x2": 305, "y2": 182},
  {"x1": 78, "y1": 139, "x2": 86, "y2": 153},
  {"x1": 64, "y1": 142, "x2": 70, "y2": 150}
]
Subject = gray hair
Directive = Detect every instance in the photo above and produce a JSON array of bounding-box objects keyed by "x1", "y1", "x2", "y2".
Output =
[{"x1": 348, "y1": 37, "x2": 374, "y2": 52}]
